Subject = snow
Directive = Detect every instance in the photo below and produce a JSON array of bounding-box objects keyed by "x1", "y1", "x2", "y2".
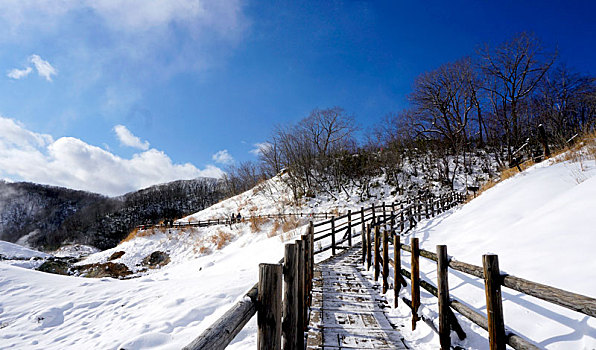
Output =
[
  {"x1": 1, "y1": 152, "x2": 595, "y2": 349},
  {"x1": 0, "y1": 241, "x2": 50, "y2": 259},
  {"x1": 388, "y1": 156, "x2": 596, "y2": 349}
]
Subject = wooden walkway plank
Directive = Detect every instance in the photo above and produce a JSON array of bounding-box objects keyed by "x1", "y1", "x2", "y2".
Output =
[{"x1": 307, "y1": 246, "x2": 408, "y2": 349}]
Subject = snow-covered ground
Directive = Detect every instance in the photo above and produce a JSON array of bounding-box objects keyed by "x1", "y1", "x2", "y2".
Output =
[
  {"x1": 383, "y1": 154, "x2": 596, "y2": 349},
  {"x1": 1, "y1": 149, "x2": 595, "y2": 349}
]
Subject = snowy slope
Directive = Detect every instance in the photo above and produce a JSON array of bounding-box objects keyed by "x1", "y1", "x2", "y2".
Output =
[
  {"x1": 390, "y1": 156, "x2": 596, "y2": 349},
  {"x1": 1, "y1": 154, "x2": 594, "y2": 349},
  {"x1": 0, "y1": 176, "x2": 309, "y2": 349}
]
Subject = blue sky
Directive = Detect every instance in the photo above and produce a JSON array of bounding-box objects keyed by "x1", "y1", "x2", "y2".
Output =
[{"x1": 1, "y1": 1, "x2": 594, "y2": 195}]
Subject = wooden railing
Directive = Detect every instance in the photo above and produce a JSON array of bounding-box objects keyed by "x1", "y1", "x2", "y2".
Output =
[
  {"x1": 181, "y1": 192, "x2": 457, "y2": 349},
  {"x1": 367, "y1": 203, "x2": 596, "y2": 350},
  {"x1": 138, "y1": 212, "x2": 344, "y2": 230}
]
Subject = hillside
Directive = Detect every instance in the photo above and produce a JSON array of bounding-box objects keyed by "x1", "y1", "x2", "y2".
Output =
[
  {"x1": 0, "y1": 149, "x2": 595, "y2": 349},
  {"x1": 0, "y1": 178, "x2": 223, "y2": 250}
]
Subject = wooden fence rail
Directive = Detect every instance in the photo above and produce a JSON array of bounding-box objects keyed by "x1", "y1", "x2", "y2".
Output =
[
  {"x1": 367, "y1": 192, "x2": 596, "y2": 350},
  {"x1": 181, "y1": 191, "x2": 596, "y2": 349}
]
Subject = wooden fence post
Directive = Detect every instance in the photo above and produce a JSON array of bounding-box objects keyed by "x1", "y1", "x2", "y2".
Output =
[
  {"x1": 309, "y1": 222, "x2": 314, "y2": 298},
  {"x1": 360, "y1": 207, "x2": 365, "y2": 244},
  {"x1": 371, "y1": 203, "x2": 376, "y2": 224},
  {"x1": 296, "y1": 240, "x2": 305, "y2": 341},
  {"x1": 361, "y1": 225, "x2": 367, "y2": 264},
  {"x1": 400, "y1": 204, "x2": 404, "y2": 233},
  {"x1": 347, "y1": 210, "x2": 352, "y2": 247},
  {"x1": 382, "y1": 202, "x2": 386, "y2": 225},
  {"x1": 483, "y1": 254, "x2": 505, "y2": 350},
  {"x1": 283, "y1": 244, "x2": 299, "y2": 350},
  {"x1": 301, "y1": 235, "x2": 309, "y2": 329},
  {"x1": 411, "y1": 238, "x2": 420, "y2": 330},
  {"x1": 331, "y1": 217, "x2": 336, "y2": 256},
  {"x1": 258, "y1": 263, "x2": 282, "y2": 350},
  {"x1": 302, "y1": 234, "x2": 311, "y2": 310},
  {"x1": 437, "y1": 245, "x2": 450, "y2": 350},
  {"x1": 382, "y1": 229, "x2": 389, "y2": 294},
  {"x1": 374, "y1": 225, "x2": 380, "y2": 282},
  {"x1": 394, "y1": 235, "x2": 401, "y2": 308},
  {"x1": 366, "y1": 224, "x2": 372, "y2": 271}
]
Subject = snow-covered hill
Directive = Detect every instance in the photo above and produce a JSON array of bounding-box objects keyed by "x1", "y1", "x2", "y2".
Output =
[
  {"x1": 0, "y1": 149, "x2": 595, "y2": 349},
  {"x1": 389, "y1": 153, "x2": 596, "y2": 349}
]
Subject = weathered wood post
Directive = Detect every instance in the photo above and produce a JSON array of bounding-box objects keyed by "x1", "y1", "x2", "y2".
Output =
[
  {"x1": 296, "y1": 240, "x2": 305, "y2": 339},
  {"x1": 361, "y1": 225, "x2": 367, "y2": 264},
  {"x1": 382, "y1": 202, "x2": 386, "y2": 225},
  {"x1": 301, "y1": 234, "x2": 310, "y2": 329},
  {"x1": 437, "y1": 245, "x2": 450, "y2": 350},
  {"x1": 400, "y1": 204, "x2": 404, "y2": 233},
  {"x1": 309, "y1": 222, "x2": 314, "y2": 299},
  {"x1": 258, "y1": 263, "x2": 282, "y2": 350},
  {"x1": 394, "y1": 235, "x2": 401, "y2": 308},
  {"x1": 283, "y1": 244, "x2": 299, "y2": 350},
  {"x1": 374, "y1": 225, "x2": 380, "y2": 282},
  {"x1": 347, "y1": 209, "x2": 352, "y2": 247},
  {"x1": 330, "y1": 217, "x2": 336, "y2": 256},
  {"x1": 483, "y1": 254, "x2": 506, "y2": 350},
  {"x1": 382, "y1": 229, "x2": 389, "y2": 294},
  {"x1": 371, "y1": 203, "x2": 376, "y2": 223},
  {"x1": 366, "y1": 224, "x2": 372, "y2": 271},
  {"x1": 302, "y1": 234, "x2": 311, "y2": 309},
  {"x1": 411, "y1": 238, "x2": 420, "y2": 330},
  {"x1": 360, "y1": 206, "x2": 365, "y2": 243}
]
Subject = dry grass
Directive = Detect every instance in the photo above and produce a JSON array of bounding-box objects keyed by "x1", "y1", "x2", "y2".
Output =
[
  {"x1": 121, "y1": 227, "x2": 158, "y2": 243},
  {"x1": 281, "y1": 216, "x2": 300, "y2": 233},
  {"x1": 465, "y1": 159, "x2": 534, "y2": 204},
  {"x1": 468, "y1": 130, "x2": 596, "y2": 203},
  {"x1": 211, "y1": 229, "x2": 233, "y2": 250},
  {"x1": 249, "y1": 216, "x2": 268, "y2": 233},
  {"x1": 269, "y1": 220, "x2": 282, "y2": 238}
]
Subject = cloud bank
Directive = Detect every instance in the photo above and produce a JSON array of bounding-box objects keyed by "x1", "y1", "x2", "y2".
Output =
[{"x1": 0, "y1": 116, "x2": 223, "y2": 196}]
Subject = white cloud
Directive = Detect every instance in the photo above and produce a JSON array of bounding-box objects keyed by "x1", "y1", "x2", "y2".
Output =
[
  {"x1": 28, "y1": 54, "x2": 57, "y2": 81},
  {"x1": 212, "y1": 149, "x2": 234, "y2": 165},
  {"x1": 6, "y1": 55, "x2": 57, "y2": 81},
  {"x1": 0, "y1": 115, "x2": 224, "y2": 196},
  {"x1": 249, "y1": 142, "x2": 272, "y2": 156},
  {"x1": 7, "y1": 67, "x2": 32, "y2": 79},
  {"x1": 113, "y1": 124, "x2": 149, "y2": 150}
]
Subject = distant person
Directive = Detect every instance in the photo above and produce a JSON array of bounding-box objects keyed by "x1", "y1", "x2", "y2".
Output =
[
  {"x1": 231, "y1": 213, "x2": 236, "y2": 224},
  {"x1": 236, "y1": 213, "x2": 242, "y2": 222}
]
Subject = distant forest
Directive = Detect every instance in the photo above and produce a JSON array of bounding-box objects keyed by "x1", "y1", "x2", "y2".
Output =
[
  {"x1": 0, "y1": 178, "x2": 222, "y2": 250},
  {"x1": 224, "y1": 32, "x2": 596, "y2": 201}
]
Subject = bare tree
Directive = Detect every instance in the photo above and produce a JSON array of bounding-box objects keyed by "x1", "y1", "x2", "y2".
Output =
[{"x1": 479, "y1": 32, "x2": 556, "y2": 155}]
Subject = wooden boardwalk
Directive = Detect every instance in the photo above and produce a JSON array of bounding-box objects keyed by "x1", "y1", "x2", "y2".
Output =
[{"x1": 307, "y1": 246, "x2": 408, "y2": 349}]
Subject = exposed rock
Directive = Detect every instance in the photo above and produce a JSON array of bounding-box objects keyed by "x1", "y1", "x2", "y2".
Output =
[
  {"x1": 108, "y1": 251, "x2": 125, "y2": 261},
  {"x1": 76, "y1": 262, "x2": 132, "y2": 278},
  {"x1": 37, "y1": 259, "x2": 71, "y2": 275},
  {"x1": 141, "y1": 251, "x2": 170, "y2": 268}
]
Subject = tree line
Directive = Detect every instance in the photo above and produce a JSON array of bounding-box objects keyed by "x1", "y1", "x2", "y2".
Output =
[{"x1": 223, "y1": 33, "x2": 595, "y2": 201}]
